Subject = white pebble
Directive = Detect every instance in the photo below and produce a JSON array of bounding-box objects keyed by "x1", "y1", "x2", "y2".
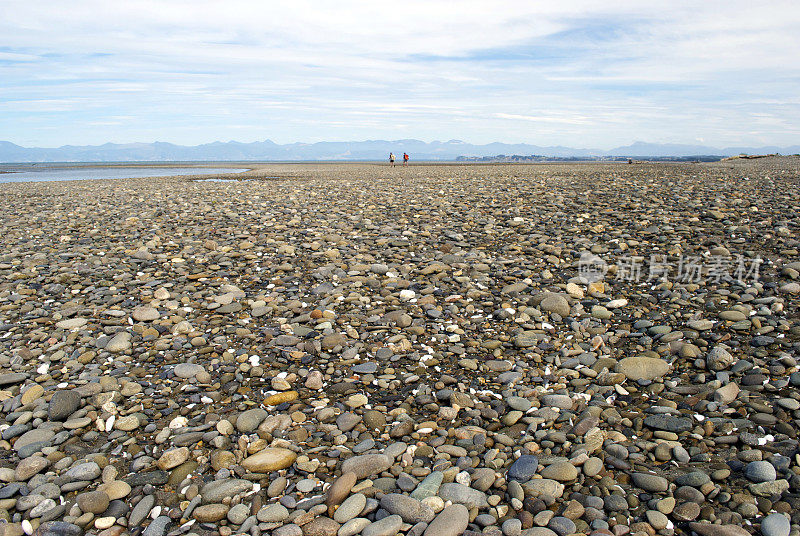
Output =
[
  {"x1": 169, "y1": 416, "x2": 188, "y2": 429},
  {"x1": 399, "y1": 289, "x2": 416, "y2": 301}
]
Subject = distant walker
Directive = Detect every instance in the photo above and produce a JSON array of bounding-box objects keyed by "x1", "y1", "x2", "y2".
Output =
[
  {"x1": 403, "y1": 153, "x2": 409, "y2": 166},
  {"x1": 389, "y1": 153, "x2": 395, "y2": 167}
]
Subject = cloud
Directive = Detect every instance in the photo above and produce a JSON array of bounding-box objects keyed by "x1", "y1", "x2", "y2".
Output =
[
  {"x1": 494, "y1": 113, "x2": 591, "y2": 125},
  {"x1": 0, "y1": 51, "x2": 40, "y2": 62},
  {"x1": 1, "y1": 1, "x2": 799, "y2": 147}
]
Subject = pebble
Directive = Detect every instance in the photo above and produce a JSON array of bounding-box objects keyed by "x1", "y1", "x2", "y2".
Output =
[
  {"x1": 340, "y1": 454, "x2": 392, "y2": 479},
  {"x1": 156, "y1": 447, "x2": 189, "y2": 470},
  {"x1": 0, "y1": 160, "x2": 796, "y2": 536},
  {"x1": 424, "y1": 504, "x2": 469, "y2": 536},
  {"x1": 55, "y1": 317, "x2": 88, "y2": 330},
  {"x1": 707, "y1": 345, "x2": 736, "y2": 370},
  {"x1": 16, "y1": 456, "x2": 48, "y2": 481},
  {"x1": 334, "y1": 492, "x2": 367, "y2": 523},
  {"x1": 129, "y1": 495, "x2": 155, "y2": 526},
  {"x1": 200, "y1": 479, "x2": 253, "y2": 503},
  {"x1": 76, "y1": 490, "x2": 110, "y2": 514},
  {"x1": 507, "y1": 455, "x2": 539, "y2": 481},
  {"x1": 411, "y1": 471, "x2": 444, "y2": 500},
  {"x1": 142, "y1": 516, "x2": 171, "y2": 536},
  {"x1": 47, "y1": 390, "x2": 81, "y2": 421},
  {"x1": 646, "y1": 510, "x2": 669, "y2": 530},
  {"x1": 539, "y1": 293, "x2": 571, "y2": 316},
  {"x1": 241, "y1": 447, "x2": 297, "y2": 472},
  {"x1": 31, "y1": 522, "x2": 83, "y2": 536},
  {"x1": 540, "y1": 461, "x2": 578, "y2": 481},
  {"x1": 745, "y1": 461, "x2": 777, "y2": 483},
  {"x1": 674, "y1": 471, "x2": 711, "y2": 487},
  {"x1": 761, "y1": 513, "x2": 791, "y2": 536},
  {"x1": 64, "y1": 461, "x2": 101, "y2": 481},
  {"x1": 104, "y1": 331, "x2": 131, "y2": 353},
  {"x1": 257, "y1": 503, "x2": 290, "y2": 522},
  {"x1": 615, "y1": 356, "x2": 670, "y2": 380},
  {"x1": 643, "y1": 414, "x2": 692, "y2": 433},
  {"x1": 583, "y1": 457, "x2": 603, "y2": 477},
  {"x1": 548, "y1": 517, "x2": 576, "y2": 536},
  {"x1": 438, "y1": 483, "x2": 489, "y2": 508},
  {"x1": 363, "y1": 514, "x2": 403, "y2": 536},
  {"x1": 631, "y1": 473, "x2": 669, "y2": 493},
  {"x1": 326, "y1": 471, "x2": 357, "y2": 513},
  {"x1": 173, "y1": 363, "x2": 205, "y2": 379},
  {"x1": 340, "y1": 518, "x2": 372, "y2": 536},
  {"x1": 381, "y1": 493, "x2": 435, "y2": 523},
  {"x1": 193, "y1": 503, "x2": 229, "y2": 522},
  {"x1": 301, "y1": 517, "x2": 340, "y2": 536}
]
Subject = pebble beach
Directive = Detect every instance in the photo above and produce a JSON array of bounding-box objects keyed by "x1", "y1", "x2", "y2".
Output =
[{"x1": 0, "y1": 158, "x2": 799, "y2": 536}]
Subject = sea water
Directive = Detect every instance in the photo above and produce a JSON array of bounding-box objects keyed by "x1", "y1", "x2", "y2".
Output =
[{"x1": 0, "y1": 166, "x2": 249, "y2": 183}]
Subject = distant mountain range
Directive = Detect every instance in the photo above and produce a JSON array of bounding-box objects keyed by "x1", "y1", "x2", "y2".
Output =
[{"x1": 1, "y1": 139, "x2": 798, "y2": 162}]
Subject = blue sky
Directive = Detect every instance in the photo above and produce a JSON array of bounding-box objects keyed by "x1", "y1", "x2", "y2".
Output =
[{"x1": 1, "y1": 1, "x2": 798, "y2": 148}]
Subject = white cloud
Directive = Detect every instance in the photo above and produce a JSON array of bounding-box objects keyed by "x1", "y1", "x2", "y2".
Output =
[
  {"x1": 494, "y1": 113, "x2": 591, "y2": 125},
  {"x1": 0, "y1": 52, "x2": 39, "y2": 61}
]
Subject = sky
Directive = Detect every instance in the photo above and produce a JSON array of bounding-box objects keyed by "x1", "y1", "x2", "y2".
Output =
[{"x1": 1, "y1": 1, "x2": 799, "y2": 149}]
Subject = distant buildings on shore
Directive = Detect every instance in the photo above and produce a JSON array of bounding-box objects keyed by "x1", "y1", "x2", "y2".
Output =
[{"x1": 455, "y1": 154, "x2": 726, "y2": 163}]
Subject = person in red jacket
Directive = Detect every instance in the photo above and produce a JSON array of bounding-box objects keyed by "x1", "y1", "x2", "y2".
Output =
[{"x1": 403, "y1": 153, "x2": 409, "y2": 166}]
